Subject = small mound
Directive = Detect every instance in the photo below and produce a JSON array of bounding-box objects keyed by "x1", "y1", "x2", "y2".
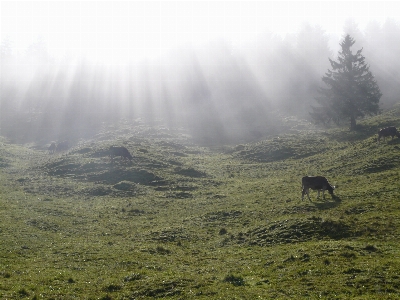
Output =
[
  {"x1": 149, "y1": 228, "x2": 193, "y2": 242},
  {"x1": 234, "y1": 134, "x2": 330, "y2": 162},
  {"x1": 235, "y1": 217, "x2": 353, "y2": 246},
  {"x1": 88, "y1": 185, "x2": 112, "y2": 196},
  {"x1": 113, "y1": 180, "x2": 137, "y2": 191},
  {"x1": 113, "y1": 181, "x2": 147, "y2": 196}
]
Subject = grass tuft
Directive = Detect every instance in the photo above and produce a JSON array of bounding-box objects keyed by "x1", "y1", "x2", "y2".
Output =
[{"x1": 223, "y1": 274, "x2": 246, "y2": 286}]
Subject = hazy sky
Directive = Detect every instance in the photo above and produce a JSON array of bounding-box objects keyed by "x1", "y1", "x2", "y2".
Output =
[{"x1": 1, "y1": 1, "x2": 399, "y2": 63}]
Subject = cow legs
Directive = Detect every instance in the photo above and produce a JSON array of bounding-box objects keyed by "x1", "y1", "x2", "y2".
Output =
[
  {"x1": 315, "y1": 189, "x2": 327, "y2": 199},
  {"x1": 302, "y1": 188, "x2": 311, "y2": 201},
  {"x1": 303, "y1": 189, "x2": 327, "y2": 201}
]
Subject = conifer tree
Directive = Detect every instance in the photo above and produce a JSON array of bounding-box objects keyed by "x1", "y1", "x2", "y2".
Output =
[{"x1": 311, "y1": 34, "x2": 381, "y2": 130}]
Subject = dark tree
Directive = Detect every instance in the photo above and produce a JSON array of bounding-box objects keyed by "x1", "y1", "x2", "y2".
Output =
[{"x1": 311, "y1": 34, "x2": 381, "y2": 130}]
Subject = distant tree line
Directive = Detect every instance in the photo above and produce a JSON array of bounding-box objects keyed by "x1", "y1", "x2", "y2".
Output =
[{"x1": 1, "y1": 20, "x2": 399, "y2": 145}]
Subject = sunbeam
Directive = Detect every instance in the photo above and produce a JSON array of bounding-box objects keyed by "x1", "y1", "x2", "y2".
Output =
[{"x1": 1, "y1": 1, "x2": 400, "y2": 145}]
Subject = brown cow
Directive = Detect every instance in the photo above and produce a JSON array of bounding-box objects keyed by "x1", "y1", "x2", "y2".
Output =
[
  {"x1": 302, "y1": 176, "x2": 335, "y2": 201},
  {"x1": 378, "y1": 126, "x2": 400, "y2": 143},
  {"x1": 109, "y1": 146, "x2": 133, "y2": 161}
]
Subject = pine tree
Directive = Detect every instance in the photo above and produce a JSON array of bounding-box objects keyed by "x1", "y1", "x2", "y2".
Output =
[{"x1": 311, "y1": 34, "x2": 381, "y2": 130}]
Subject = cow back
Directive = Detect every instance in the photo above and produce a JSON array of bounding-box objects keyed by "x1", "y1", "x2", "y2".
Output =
[
  {"x1": 56, "y1": 141, "x2": 68, "y2": 151},
  {"x1": 378, "y1": 126, "x2": 398, "y2": 138},
  {"x1": 302, "y1": 176, "x2": 334, "y2": 194},
  {"x1": 110, "y1": 146, "x2": 133, "y2": 160}
]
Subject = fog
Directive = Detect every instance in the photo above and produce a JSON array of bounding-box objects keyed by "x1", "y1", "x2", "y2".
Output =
[{"x1": 2, "y1": 1, "x2": 400, "y2": 145}]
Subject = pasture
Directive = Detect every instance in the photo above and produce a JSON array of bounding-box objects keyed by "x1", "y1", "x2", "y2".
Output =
[{"x1": 1, "y1": 106, "x2": 400, "y2": 299}]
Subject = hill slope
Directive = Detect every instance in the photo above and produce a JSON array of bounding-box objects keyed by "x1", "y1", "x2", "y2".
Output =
[{"x1": 1, "y1": 106, "x2": 400, "y2": 299}]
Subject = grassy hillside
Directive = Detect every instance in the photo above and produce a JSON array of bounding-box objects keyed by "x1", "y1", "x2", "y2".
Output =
[{"x1": 1, "y1": 106, "x2": 400, "y2": 299}]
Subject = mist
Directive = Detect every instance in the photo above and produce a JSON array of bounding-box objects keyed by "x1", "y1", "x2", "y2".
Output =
[{"x1": 2, "y1": 2, "x2": 400, "y2": 145}]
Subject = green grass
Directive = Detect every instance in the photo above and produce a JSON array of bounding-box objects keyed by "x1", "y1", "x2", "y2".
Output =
[{"x1": 1, "y1": 106, "x2": 400, "y2": 299}]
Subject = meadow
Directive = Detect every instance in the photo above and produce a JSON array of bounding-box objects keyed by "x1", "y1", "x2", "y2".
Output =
[{"x1": 1, "y1": 106, "x2": 400, "y2": 299}]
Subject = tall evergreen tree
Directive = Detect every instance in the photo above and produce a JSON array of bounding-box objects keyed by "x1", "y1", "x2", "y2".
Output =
[{"x1": 311, "y1": 34, "x2": 381, "y2": 130}]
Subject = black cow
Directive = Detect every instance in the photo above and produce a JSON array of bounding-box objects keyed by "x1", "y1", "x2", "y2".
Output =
[
  {"x1": 48, "y1": 142, "x2": 56, "y2": 154},
  {"x1": 378, "y1": 126, "x2": 400, "y2": 143},
  {"x1": 109, "y1": 146, "x2": 133, "y2": 161},
  {"x1": 56, "y1": 141, "x2": 69, "y2": 152},
  {"x1": 302, "y1": 176, "x2": 335, "y2": 201}
]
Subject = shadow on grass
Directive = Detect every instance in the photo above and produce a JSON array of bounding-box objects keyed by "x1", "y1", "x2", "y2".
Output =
[
  {"x1": 326, "y1": 124, "x2": 379, "y2": 142},
  {"x1": 386, "y1": 138, "x2": 400, "y2": 145},
  {"x1": 87, "y1": 168, "x2": 161, "y2": 185},
  {"x1": 0, "y1": 157, "x2": 10, "y2": 168},
  {"x1": 313, "y1": 195, "x2": 341, "y2": 210}
]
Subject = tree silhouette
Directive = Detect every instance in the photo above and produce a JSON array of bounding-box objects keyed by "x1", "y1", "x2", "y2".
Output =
[{"x1": 311, "y1": 34, "x2": 381, "y2": 130}]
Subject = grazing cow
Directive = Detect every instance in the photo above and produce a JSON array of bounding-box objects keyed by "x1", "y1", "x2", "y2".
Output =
[
  {"x1": 378, "y1": 126, "x2": 400, "y2": 143},
  {"x1": 302, "y1": 176, "x2": 335, "y2": 201},
  {"x1": 48, "y1": 142, "x2": 56, "y2": 154},
  {"x1": 56, "y1": 141, "x2": 69, "y2": 152},
  {"x1": 109, "y1": 146, "x2": 133, "y2": 161}
]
